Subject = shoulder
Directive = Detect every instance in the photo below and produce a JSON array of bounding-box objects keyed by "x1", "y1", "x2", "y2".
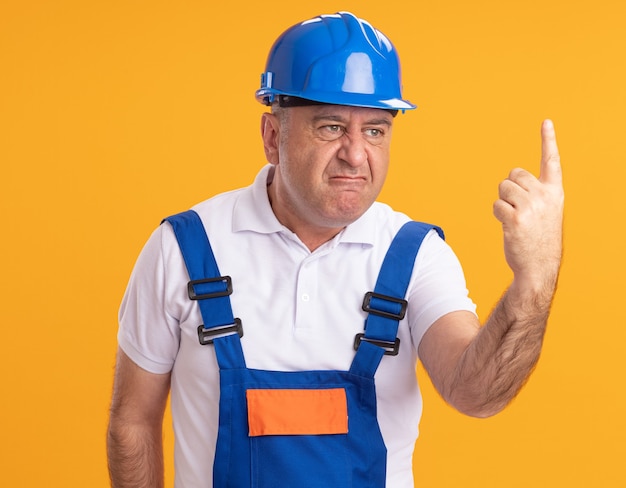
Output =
[
  {"x1": 365, "y1": 202, "x2": 442, "y2": 246},
  {"x1": 191, "y1": 186, "x2": 248, "y2": 216}
]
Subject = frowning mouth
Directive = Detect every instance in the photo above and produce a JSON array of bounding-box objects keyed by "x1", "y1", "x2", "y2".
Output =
[{"x1": 329, "y1": 175, "x2": 367, "y2": 182}]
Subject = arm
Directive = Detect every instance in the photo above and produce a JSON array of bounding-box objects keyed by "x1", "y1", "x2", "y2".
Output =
[
  {"x1": 419, "y1": 119, "x2": 564, "y2": 418},
  {"x1": 107, "y1": 348, "x2": 171, "y2": 487}
]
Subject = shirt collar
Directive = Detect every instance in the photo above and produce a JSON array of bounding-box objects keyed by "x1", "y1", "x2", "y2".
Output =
[
  {"x1": 232, "y1": 165, "x2": 283, "y2": 235},
  {"x1": 233, "y1": 164, "x2": 377, "y2": 247}
]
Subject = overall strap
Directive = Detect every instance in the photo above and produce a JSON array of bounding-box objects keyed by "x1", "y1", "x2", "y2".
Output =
[
  {"x1": 350, "y1": 221, "x2": 444, "y2": 377},
  {"x1": 163, "y1": 210, "x2": 246, "y2": 370}
]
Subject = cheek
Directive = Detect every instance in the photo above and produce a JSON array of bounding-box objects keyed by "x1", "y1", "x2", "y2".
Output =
[
  {"x1": 280, "y1": 151, "x2": 318, "y2": 197},
  {"x1": 291, "y1": 147, "x2": 333, "y2": 181},
  {"x1": 369, "y1": 148, "x2": 391, "y2": 180}
]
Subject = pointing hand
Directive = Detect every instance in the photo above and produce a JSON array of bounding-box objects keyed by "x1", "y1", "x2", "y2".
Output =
[{"x1": 493, "y1": 120, "x2": 564, "y2": 291}]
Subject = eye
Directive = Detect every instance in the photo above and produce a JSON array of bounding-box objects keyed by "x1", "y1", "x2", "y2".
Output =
[
  {"x1": 364, "y1": 127, "x2": 386, "y2": 139},
  {"x1": 366, "y1": 128, "x2": 382, "y2": 137},
  {"x1": 318, "y1": 124, "x2": 345, "y2": 140}
]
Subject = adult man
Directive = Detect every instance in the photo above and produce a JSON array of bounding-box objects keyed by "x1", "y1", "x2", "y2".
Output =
[{"x1": 107, "y1": 11, "x2": 563, "y2": 488}]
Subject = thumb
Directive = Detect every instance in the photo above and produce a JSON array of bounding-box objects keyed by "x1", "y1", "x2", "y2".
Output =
[{"x1": 539, "y1": 119, "x2": 562, "y2": 185}]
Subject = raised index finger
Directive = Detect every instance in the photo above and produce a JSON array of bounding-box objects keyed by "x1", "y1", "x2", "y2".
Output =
[{"x1": 540, "y1": 119, "x2": 562, "y2": 185}]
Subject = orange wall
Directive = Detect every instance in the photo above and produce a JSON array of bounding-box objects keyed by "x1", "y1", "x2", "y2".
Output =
[{"x1": 1, "y1": 1, "x2": 624, "y2": 486}]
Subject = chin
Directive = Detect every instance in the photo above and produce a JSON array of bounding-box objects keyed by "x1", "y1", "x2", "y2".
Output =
[{"x1": 322, "y1": 209, "x2": 368, "y2": 228}]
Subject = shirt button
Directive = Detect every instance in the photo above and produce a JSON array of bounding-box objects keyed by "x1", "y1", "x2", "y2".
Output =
[{"x1": 302, "y1": 293, "x2": 310, "y2": 302}]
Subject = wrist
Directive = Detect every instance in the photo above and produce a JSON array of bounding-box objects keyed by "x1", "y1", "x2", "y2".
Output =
[{"x1": 505, "y1": 273, "x2": 558, "y2": 319}]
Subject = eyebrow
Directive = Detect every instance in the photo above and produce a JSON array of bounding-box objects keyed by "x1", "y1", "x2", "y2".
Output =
[{"x1": 311, "y1": 114, "x2": 393, "y2": 127}]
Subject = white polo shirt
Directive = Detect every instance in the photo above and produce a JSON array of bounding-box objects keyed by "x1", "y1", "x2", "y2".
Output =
[{"x1": 118, "y1": 165, "x2": 476, "y2": 487}]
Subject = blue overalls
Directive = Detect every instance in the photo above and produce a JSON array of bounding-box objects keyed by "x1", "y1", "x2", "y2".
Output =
[{"x1": 164, "y1": 210, "x2": 443, "y2": 488}]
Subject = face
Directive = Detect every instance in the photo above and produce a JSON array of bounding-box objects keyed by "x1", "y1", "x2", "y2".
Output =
[{"x1": 262, "y1": 104, "x2": 394, "y2": 236}]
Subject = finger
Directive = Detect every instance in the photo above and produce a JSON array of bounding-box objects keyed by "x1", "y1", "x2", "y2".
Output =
[
  {"x1": 539, "y1": 119, "x2": 562, "y2": 185},
  {"x1": 498, "y1": 177, "x2": 527, "y2": 207},
  {"x1": 508, "y1": 167, "x2": 538, "y2": 192},
  {"x1": 493, "y1": 197, "x2": 514, "y2": 225}
]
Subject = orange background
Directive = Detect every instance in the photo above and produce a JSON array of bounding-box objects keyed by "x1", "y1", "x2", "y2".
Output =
[{"x1": 1, "y1": 1, "x2": 624, "y2": 486}]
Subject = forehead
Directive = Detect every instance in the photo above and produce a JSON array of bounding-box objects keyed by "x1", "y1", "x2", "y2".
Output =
[{"x1": 289, "y1": 104, "x2": 395, "y2": 125}]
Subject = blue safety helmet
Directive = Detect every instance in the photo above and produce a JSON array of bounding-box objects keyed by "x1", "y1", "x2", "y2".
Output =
[{"x1": 255, "y1": 12, "x2": 416, "y2": 111}]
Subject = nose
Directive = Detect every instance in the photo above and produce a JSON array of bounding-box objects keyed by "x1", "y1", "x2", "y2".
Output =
[{"x1": 337, "y1": 133, "x2": 368, "y2": 168}]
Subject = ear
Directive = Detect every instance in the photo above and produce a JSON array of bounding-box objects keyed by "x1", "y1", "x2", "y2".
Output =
[{"x1": 260, "y1": 112, "x2": 281, "y2": 165}]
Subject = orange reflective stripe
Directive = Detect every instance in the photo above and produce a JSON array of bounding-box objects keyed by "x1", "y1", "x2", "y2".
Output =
[{"x1": 246, "y1": 388, "x2": 348, "y2": 437}]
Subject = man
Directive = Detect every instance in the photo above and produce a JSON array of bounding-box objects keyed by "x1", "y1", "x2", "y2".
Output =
[{"x1": 107, "y1": 11, "x2": 563, "y2": 488}]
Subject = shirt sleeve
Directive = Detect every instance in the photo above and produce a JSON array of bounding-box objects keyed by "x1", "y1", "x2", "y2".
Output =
[
  {"x1": 407, "y1": 229, "x2": 477, "y2": 351},
  {"x1": 117, "y1": 224, "x2": 182, "y2": 374}
]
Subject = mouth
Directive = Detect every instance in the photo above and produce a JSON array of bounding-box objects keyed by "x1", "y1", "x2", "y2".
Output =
[
  {"x1": 327, "y1": 176, "x2": 368, "y2": 193},
  {"x1": 329, "y1": 175, "x2": 367, "y2": 182}
]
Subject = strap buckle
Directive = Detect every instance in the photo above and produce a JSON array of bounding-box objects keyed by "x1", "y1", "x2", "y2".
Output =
[
  {"x1": 362, "y1": 291, "x2": 408, "y2": 320},
  {"x1": 197, "y1": 319, "x2": 243, "y2": 345},
  {"x1": 188, "y1": 276, "x2": 232, "y2": 300},
  {"x1": 353, "y1": 333, "x2": 400, "y2": 356}
]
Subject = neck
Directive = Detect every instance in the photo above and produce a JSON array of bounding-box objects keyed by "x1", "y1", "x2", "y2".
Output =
[{"x1": 266, "y1": 173, "x2": 345, "y2": 252}]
